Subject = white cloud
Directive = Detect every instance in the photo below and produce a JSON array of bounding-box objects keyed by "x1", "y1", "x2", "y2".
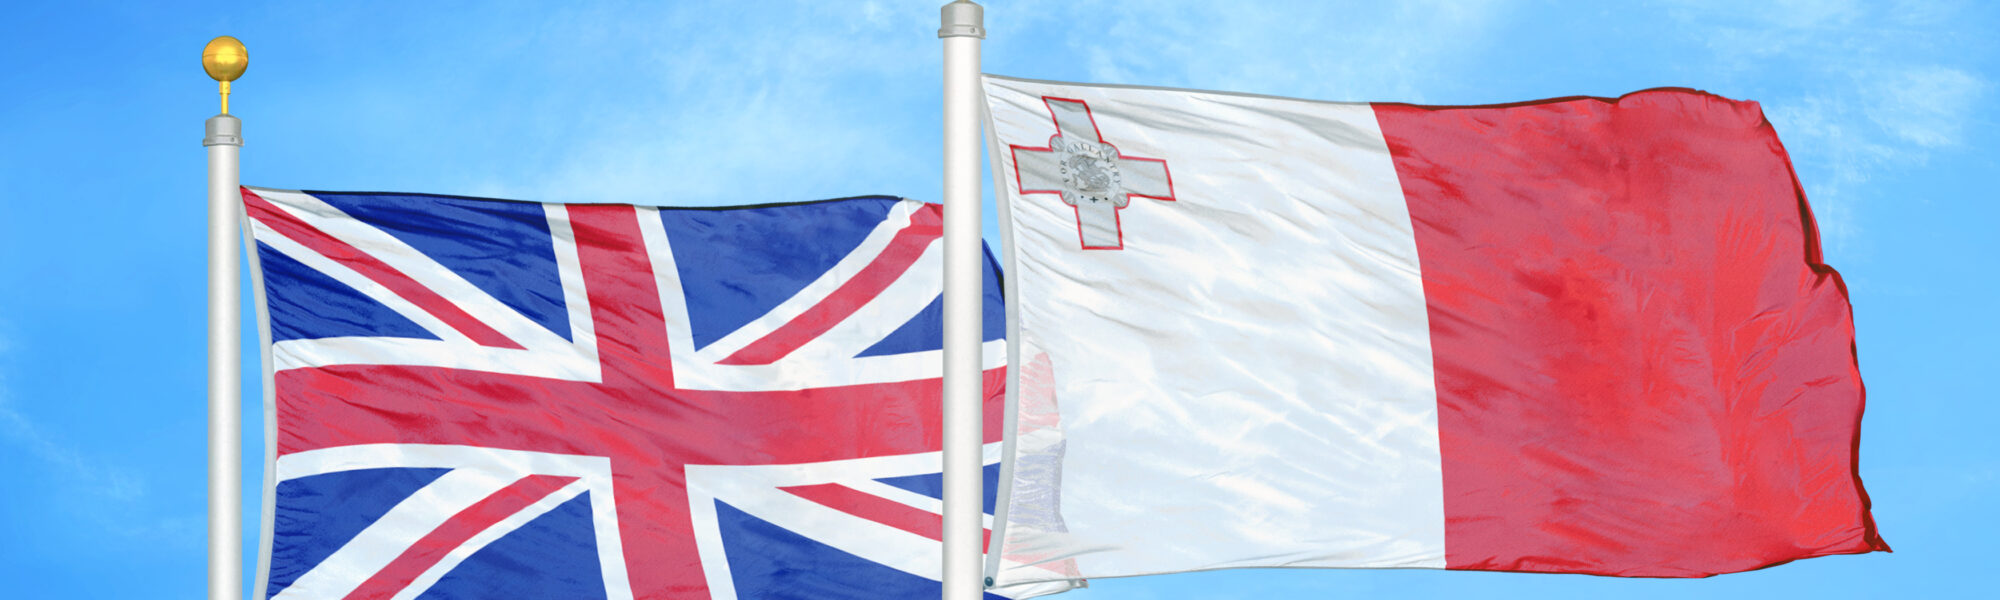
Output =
[
  {"x1": 1765, "y1": 63, "x2": 1986, "y2": 245},
  {"x1": 439, "y1": 0, "x2": 1514, "y2": 208},
  {"x1": 1664, "y1": 0, "x2": 1987, "y2": 255},
  {"x1": 0, "y1": 405, "x2": 148, "y2": 503},
  {"x1": 1862, "y1": 66, "x2": 1985, "y2": 148},
  {"x1": 280, "y1": 0, "x2": 1976, "y2": 261},
  {"x1": 1764, "y1": 98, "x2": 1884, "y2": 244},
  {"x1": 435, "y1": 2, "x2": 942, "y2": 206},
  {"x1": 859, "y1": 0, "x2": 891, "y2": 29},
  {"x1": 0, "y1": 325, "x2": 192, "y2": 549},
  {"x1": 1008, "y1": 0, "x2": 1508, "y2": 103}
]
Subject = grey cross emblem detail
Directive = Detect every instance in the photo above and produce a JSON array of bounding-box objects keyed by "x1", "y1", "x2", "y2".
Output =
[{"x1": 1011, "y1": 97, "x2": 1175, "y2": 250}]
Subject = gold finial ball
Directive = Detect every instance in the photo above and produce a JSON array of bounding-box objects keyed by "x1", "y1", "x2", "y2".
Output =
[{"x1": 203, "y1": 36, "x2": 248, "y2": 82}]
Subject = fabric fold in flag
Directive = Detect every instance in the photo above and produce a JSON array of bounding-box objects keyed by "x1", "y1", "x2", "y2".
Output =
[{"x1": 979, "y1": 75, "x2": 1884, "y2": 591}]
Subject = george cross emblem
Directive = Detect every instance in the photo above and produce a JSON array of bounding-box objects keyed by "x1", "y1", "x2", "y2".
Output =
[{"x1": 1010, "y1": 97, "x2": 1175, "y2": 250}]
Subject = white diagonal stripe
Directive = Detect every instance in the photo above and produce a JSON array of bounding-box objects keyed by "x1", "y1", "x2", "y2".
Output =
[
  {"x1": 839, "y1": 478, "x2": 995, "y2": 530},
  {"x1": 391, "y1": 479, "x2": 591, "y2": 600},
  {"x1": 273, "y1": 445, "x2": 633, "y2": 600},
  {"x1": 249, "y1": 216, "x2": 471, "y2": 345},
  {"x1": 684, "y1": 443, "x2": 1069, "y2": 600},
  {"x1": 689, "y1": 200, "x2": 922, "y2": 362},
  {"x1": 250, "y1": 188, "x2": 575, "y2": 353},
  {"x1": 246, "y1": 188, "x2": 599, "y2": 380},
  {"x1": 272, "y1": 469, "x2": 517, "y2": 600},
  {"x1": 641, "y1": 199, "x2": 990, "y2": 392},
  {"x1": 783, "y1": 238, "x2": 944, "y2": 361}
]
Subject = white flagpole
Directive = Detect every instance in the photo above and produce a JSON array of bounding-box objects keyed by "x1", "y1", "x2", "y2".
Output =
[
  {"x1": 939, "y1": 2, "x2": 986, "y2": 599},
  {"x1": 203, "y1": 36, "x2": 247, "y2": 600}
]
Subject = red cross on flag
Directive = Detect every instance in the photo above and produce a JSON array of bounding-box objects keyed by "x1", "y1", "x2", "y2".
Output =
[
  {"x1": 978, "y1": 75, "x2": 1885, "y2": 588},
  {"x1": 239, "y1": 189, "x2": 1074, "y2": 599}
]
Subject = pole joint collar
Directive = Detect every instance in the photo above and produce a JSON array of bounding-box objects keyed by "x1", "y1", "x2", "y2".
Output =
[
  {"x1": 939, "y1": 0, "x2": 985, "y2": 38},
  {"x1": 204, "y1": 114, "x2": 242, "y2": 147}
]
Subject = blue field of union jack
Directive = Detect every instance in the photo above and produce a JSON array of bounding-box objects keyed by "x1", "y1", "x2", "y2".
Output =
[{"x1": 241, "y1": 188, "x2": 1068, "y2": 599}]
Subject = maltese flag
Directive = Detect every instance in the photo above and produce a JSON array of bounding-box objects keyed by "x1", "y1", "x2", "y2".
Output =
[{"x1": 979, "y1": 74, "x2": 1886, "y2": 591}]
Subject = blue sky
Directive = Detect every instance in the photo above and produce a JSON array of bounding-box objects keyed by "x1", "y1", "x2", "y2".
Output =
[{"x1": 1, "y1": 0, "x2": 1994, "y2": 597}]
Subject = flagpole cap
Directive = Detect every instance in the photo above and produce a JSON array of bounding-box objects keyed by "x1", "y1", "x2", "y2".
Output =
[
  {"x1": 203, "y1": 36, "x2": 249, "y2": 82},
  {"x1": 939, "y1": 0, "x2": 984, "y2": 39},
  {"x1": 205, "y1": 113, "x2": 242, "y2": 147}
]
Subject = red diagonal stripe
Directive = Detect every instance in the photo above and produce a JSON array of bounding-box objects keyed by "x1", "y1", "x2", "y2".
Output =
[
  {"x1": 242, "y1": 188, "x2": 524, "y2": 350},
  {"x1": 717, "y1": 205, "x2": 943, "y2": 365},
  {"x1": 779, "y1": 482, "x2": 989, "y2": 549},
  {"x1": 780, "y1": 482, "x2": 1082, "y2": 575},
  {"x1": 343, "y1": 474, "x2": 580, "y2": 600}
]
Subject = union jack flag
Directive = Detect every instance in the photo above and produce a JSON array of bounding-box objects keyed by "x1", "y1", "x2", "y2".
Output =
[{"x1": 241, "y1": 188, "x2": 1068, "y2": 599}]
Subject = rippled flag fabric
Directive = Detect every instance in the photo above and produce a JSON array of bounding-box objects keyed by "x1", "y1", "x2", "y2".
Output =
[
  {"x1": 242, "y1": 189, "x2": 1070, "y2": 599},
  {"x1": 979, "y1": 75, "x2": 1885, "y2": 591}
]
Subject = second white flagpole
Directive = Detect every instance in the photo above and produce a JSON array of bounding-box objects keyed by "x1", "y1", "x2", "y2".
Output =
[{"x1": 940, "y1": 2, "x2": 986, "y2": 599}]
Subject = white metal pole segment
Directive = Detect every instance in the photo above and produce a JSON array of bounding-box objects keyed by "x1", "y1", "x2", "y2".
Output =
[
  {"x1": 203, "y1": 36, "x2": 247, "y2": 600},
  {"x1": 206, "y1": 112, "x2": 243, "y2": 600},
  {"x1": 940, "y1": 2, "x2": 986, "y2": 598}
]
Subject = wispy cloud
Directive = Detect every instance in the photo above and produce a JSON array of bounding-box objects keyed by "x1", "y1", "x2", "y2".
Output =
[
  {"x1": 444, "y1": 2, "x2": 945, "y2": 206},
  {"x1": 0, "y1": 329, "x2": 144, "y2": 499},
  {"x1": 1665, "y1": 0, "x2": 1989, "y2": 254},
  {"x1": 421, "y1": 0, "x2": 1511, "y2": 206},
  {"x1": 266, "y1": 0, "x2": 1978, "y2": 261},
  {"x1": 1001, "y1": 0, "x2": 1508, "y2": 103},
  {"x1": 1051, "y1": 0, "x2": 1983, "y2": 257},
  {"x1": 0, "y1": 324, "x2": 196, "y2": 549},
  {"x1": 0, "y1": 404, "x2": 148, "y2": 504},
  {"x1": 1862, "y1": 65, "x2": 1985, "y2": 149}
]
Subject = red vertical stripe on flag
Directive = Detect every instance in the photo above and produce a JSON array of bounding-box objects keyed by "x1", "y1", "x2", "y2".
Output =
[{"x1": 1376, "y1": 89, "x2": 1887, "y2": 576}]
